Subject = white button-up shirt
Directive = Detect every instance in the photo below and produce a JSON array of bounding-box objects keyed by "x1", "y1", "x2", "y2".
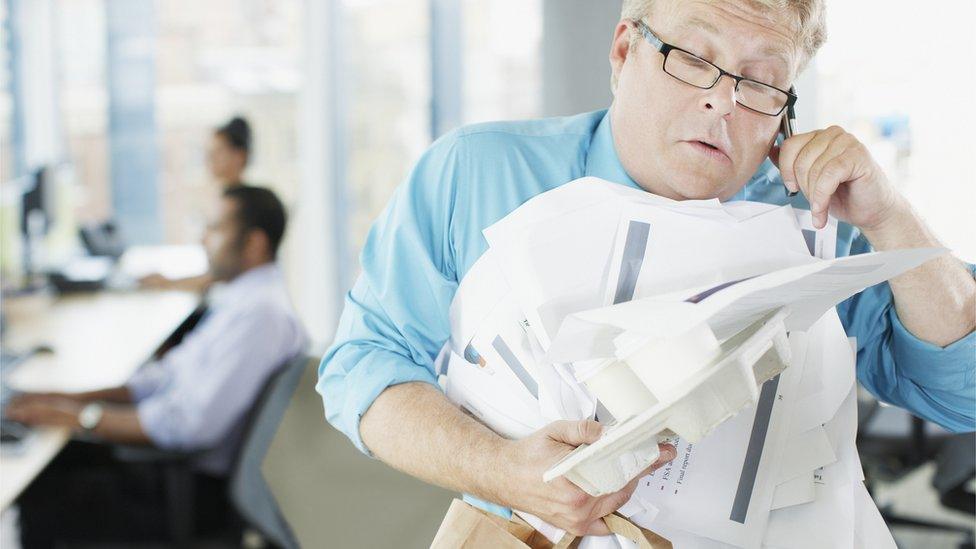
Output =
[{"x1": 128, "y1": 263, "x2": 307, "y2": 475}]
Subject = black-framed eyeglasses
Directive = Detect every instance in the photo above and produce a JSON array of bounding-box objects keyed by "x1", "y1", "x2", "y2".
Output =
[{"x1": 633, "y1": 19, "x2": 797, "y2": 117}]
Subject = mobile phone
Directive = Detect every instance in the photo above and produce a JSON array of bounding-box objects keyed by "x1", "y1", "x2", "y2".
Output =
[{"x1": 780, "y1": 86, "x2": 798, "y2": 197}]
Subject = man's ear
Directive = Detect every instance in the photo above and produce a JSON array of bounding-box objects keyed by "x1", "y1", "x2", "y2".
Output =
[
  {"x1": 232, "y1": 150, "x2": 248, "y2": 172},
  {"x1": 609, "y1": 20, "x2": 634, "y2": 92},
  {"x1": 243, "y1": 229, "x2": 272, "y2": 262}
]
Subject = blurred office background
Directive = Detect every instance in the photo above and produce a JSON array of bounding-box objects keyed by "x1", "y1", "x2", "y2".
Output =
[{"x1": 0, "y1": 0, "x2": 973, "y2": 547}]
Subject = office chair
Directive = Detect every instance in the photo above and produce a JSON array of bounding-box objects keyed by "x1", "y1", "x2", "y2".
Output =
[
  {"x1": 226, "y1": 354, "x2": 313, "y2": 549},
  {"x1": 109, "y1": 355, "x2": 306, "y2": 547},
  {"x1": 109, "y1": 443, "x2": 206, "y2": 545},
  {"x1": 857, "y1": 395, "x2": 975, "y2": 549},
  {"x1": 106, "y1": 302, "x2": 210, "y2": 545}
]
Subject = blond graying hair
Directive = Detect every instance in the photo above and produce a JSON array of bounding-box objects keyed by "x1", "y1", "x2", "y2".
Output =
[{"x1": 617, "y1": 0, "x2": 826, "y2": 79}]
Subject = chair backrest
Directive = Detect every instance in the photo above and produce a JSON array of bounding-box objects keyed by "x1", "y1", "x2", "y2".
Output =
[
  {"x1": 228, "y1": 354, "x2": 312, "y2": 549},
  {"x1": 258, "y1": 360, "x2": 456, "y2": 548}
]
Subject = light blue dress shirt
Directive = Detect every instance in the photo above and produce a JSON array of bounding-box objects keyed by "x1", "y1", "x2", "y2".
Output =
[
  {"x1": 318, "y1": 109, "x2": 975, "y2": 513},
  {"x1": 129, "y1": 263, "x2": 308, "y2": 475}
]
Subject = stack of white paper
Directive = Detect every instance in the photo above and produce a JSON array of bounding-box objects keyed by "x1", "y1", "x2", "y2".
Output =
[{"x1": 439, "y1": 177, "x2": 937, "y2": 548}]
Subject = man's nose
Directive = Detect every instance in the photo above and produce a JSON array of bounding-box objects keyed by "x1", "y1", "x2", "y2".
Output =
[{"x1": 700, "y1": 74, "x2": 736, "y2": 116}]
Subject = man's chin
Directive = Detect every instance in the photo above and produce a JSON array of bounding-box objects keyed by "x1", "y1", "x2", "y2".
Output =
[
  {"x1": 666, "y1": 177, "x2": 730, "y2": 201},
  {"x1": 631, "y1": 164, "x2": 736, "y2": 201}
]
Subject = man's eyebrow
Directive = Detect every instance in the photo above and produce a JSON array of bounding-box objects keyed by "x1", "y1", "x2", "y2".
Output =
[{"x1": 676, "y1": 15, "x2": 793, "y2": 71}]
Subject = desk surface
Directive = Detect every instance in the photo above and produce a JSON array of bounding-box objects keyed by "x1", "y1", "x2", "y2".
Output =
[{"x1": 0, "y1": 289, "x2": 198, "y2": 512}]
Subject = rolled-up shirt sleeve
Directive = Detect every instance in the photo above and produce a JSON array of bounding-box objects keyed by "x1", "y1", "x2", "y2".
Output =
[
  {"x1": 840, "y1": 232, "x2": 976, "y2": 432},
  {"x1": 317, "y1": 133, "x2": 463, "y2": 456},
  {"x1": 126, "y1": 361, "x2": 169, "y2": 402}
]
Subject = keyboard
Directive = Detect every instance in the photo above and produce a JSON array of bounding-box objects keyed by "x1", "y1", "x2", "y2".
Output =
[{"x1": 1, "y1": 349, "x2": 37, "y2": 446}]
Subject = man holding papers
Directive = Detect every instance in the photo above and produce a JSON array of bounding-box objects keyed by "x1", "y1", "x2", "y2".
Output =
[{"x1": 318, "y1": 0, "x2": 975, "y2": 541}]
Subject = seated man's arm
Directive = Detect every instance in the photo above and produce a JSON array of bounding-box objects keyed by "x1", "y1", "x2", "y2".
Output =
[
  {"x1": 5, "y1": 396, "x2": 149, "y2": 444},
  {"x1": 74, "y1": 386, "x2": 133, "y2": 403},
  {"x1": 7, "y1": 306, "x2": 303, "y2": 448},
  {"x1": 5, "y1": 361, "x2": 164, "y2": 434},
  {"x1": 139, "y1": 272, "x2": 214, "y2": 293},
  {"x1": 91, "y1": 405, "x2": 151, "y2": 444},
  {"x1": 37, "y1": 353, "x2": 176, "y2": 405},
  {"x1": 135, "y1": 302, "x2": 304, "y2": 451},
  {"x1": 12, "y1": 386, "x2": 133, "y2": 406},
  {"x1": 5, "y1": 385, "x2": 135, "y2": 427}
]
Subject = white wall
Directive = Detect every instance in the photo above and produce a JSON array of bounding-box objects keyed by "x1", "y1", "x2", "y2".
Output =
[
  {"x1": 540, "y1": 0, "x2": 621, "y2": 117},
  {"x1": 284, "y1": 0, "x2": 345, "y2": 353},
  {"x1": 815, "y1": 0, "x2": 976, "y2": 262}
]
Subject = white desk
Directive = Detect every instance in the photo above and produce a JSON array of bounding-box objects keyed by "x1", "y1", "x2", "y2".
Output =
[{"x1": 0, "y1": 289, "x2": 198, "y2": 512}]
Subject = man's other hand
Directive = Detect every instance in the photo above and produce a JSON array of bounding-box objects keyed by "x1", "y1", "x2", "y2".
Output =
[
  {"x1": 500, "y1": 419, "x2": 676, "y2": 537},
  {"x1": 770, "y1": 125, "x2": 906, "y2": 231}
]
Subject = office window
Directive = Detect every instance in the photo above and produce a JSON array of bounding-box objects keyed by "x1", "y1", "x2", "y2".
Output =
[
  {"x1": 56, "y1": 0, "x2": 109, "y2": 225},
  {"x1": 155, "y1": 0, "x2": 304, "y2": 244},
  {"x1": 0, "y1": 0, "x2": 102, "y2": 280},
  {"x1": 342, "y1": 0, "x2": 431, "y2": 271},
  {"x1": 813, "y1": 0, "x2": 976, "y2": 260},
  {"x1": 341, "y1": 0, "x2": 544, "y2": 276},
  {"x1": 0, "y1": 1, "x2": 15, "y2": 280},
  {"x1": 461, "y1": 0, "x2": 542, "y2": 125},
  {"x1": 0, "y1": 1, "x2": 13, "y2": 183}
]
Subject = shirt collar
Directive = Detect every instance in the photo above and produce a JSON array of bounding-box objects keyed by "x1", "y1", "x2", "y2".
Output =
[
  {"x1": 209, "y1": 262, "x2": 282, "y2": 307},
  {"x1": 583, "y1": 109, "x2": 642, "y2": 191}
]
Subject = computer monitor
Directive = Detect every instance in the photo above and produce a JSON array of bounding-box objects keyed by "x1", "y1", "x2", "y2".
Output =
[
  {"x1": 20, "y1": 166, "x2": 52, "y2": 239},
  {"x1": 18, "y1": 166, "x2": 54, "y2": 280}
]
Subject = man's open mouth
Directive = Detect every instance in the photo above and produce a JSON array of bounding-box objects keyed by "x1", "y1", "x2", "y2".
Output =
[{"x1": 685, "y1": 140, "x2": 730, "y2": 163}]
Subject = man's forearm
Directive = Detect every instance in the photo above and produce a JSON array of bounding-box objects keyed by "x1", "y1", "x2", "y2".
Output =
[
  {"x1": 860, "y1": 200, "x2": 976, "y2": 346},
  {"x1": 359, "y1": 382, "x2": 515, "y2": 507},
  {"x1": 90, "y1": 405, "x2": 152, "y2": 444},
  {"x1": 74, "y1": 386, "x2": 133, "y2": 404},
  {"x1": 172, "y1": 273, "x2": 214, "y2": 293}
]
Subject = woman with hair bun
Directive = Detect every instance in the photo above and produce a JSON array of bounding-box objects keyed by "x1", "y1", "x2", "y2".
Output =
[
  {"x1": 140, "y1": 116, "x2": 254, "y2": 291},
  {"x1": 208, "y1": 116, "x2": 252, "y2": 189}
]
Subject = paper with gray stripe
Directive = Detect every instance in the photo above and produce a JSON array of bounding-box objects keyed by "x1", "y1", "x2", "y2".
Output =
[{"x1": 443, "y1": 177, "x2": 901, "y2": 549}]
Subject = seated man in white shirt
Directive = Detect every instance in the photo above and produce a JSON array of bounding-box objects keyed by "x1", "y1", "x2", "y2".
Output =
[{"x1": 6, "y1": 185, "x2": 307, "y2": 547}]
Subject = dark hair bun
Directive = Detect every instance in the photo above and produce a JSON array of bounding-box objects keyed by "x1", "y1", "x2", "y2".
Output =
[{"x1": 216, "y1": 116, "x2": 252, "y2": 155}]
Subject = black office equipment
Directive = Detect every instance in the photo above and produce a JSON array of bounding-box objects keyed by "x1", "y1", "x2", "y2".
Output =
[
  {"x1": 857, "y1": 396, "x2": 975, "y2": 549},
  {"x1": 79, "y1": 221, "x2": 127, "y2": 259},
  {"x1": 20, "y1": 168, "x2": 51, "y2": 240},
  {"x1": 18, "y1": 167, "x2": 55, "y2": 286}
]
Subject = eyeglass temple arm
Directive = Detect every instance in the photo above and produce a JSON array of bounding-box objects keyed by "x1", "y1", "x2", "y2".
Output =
[
  {"x1": 634, "y1": 20, "x2": 664, "y2": 51},
  {"x1": 783, "y1": 86, "x2": 797, "y2": 137}
]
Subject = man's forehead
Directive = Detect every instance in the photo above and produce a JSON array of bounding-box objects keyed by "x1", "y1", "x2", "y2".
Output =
[{"x1": 662, "y1": 1, "x2": 798, "y2": 71}]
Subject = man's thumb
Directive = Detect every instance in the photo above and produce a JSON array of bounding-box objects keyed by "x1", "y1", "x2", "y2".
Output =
[{"x1": 547, "y1": 419, "x2": 604, "y2": 447}]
